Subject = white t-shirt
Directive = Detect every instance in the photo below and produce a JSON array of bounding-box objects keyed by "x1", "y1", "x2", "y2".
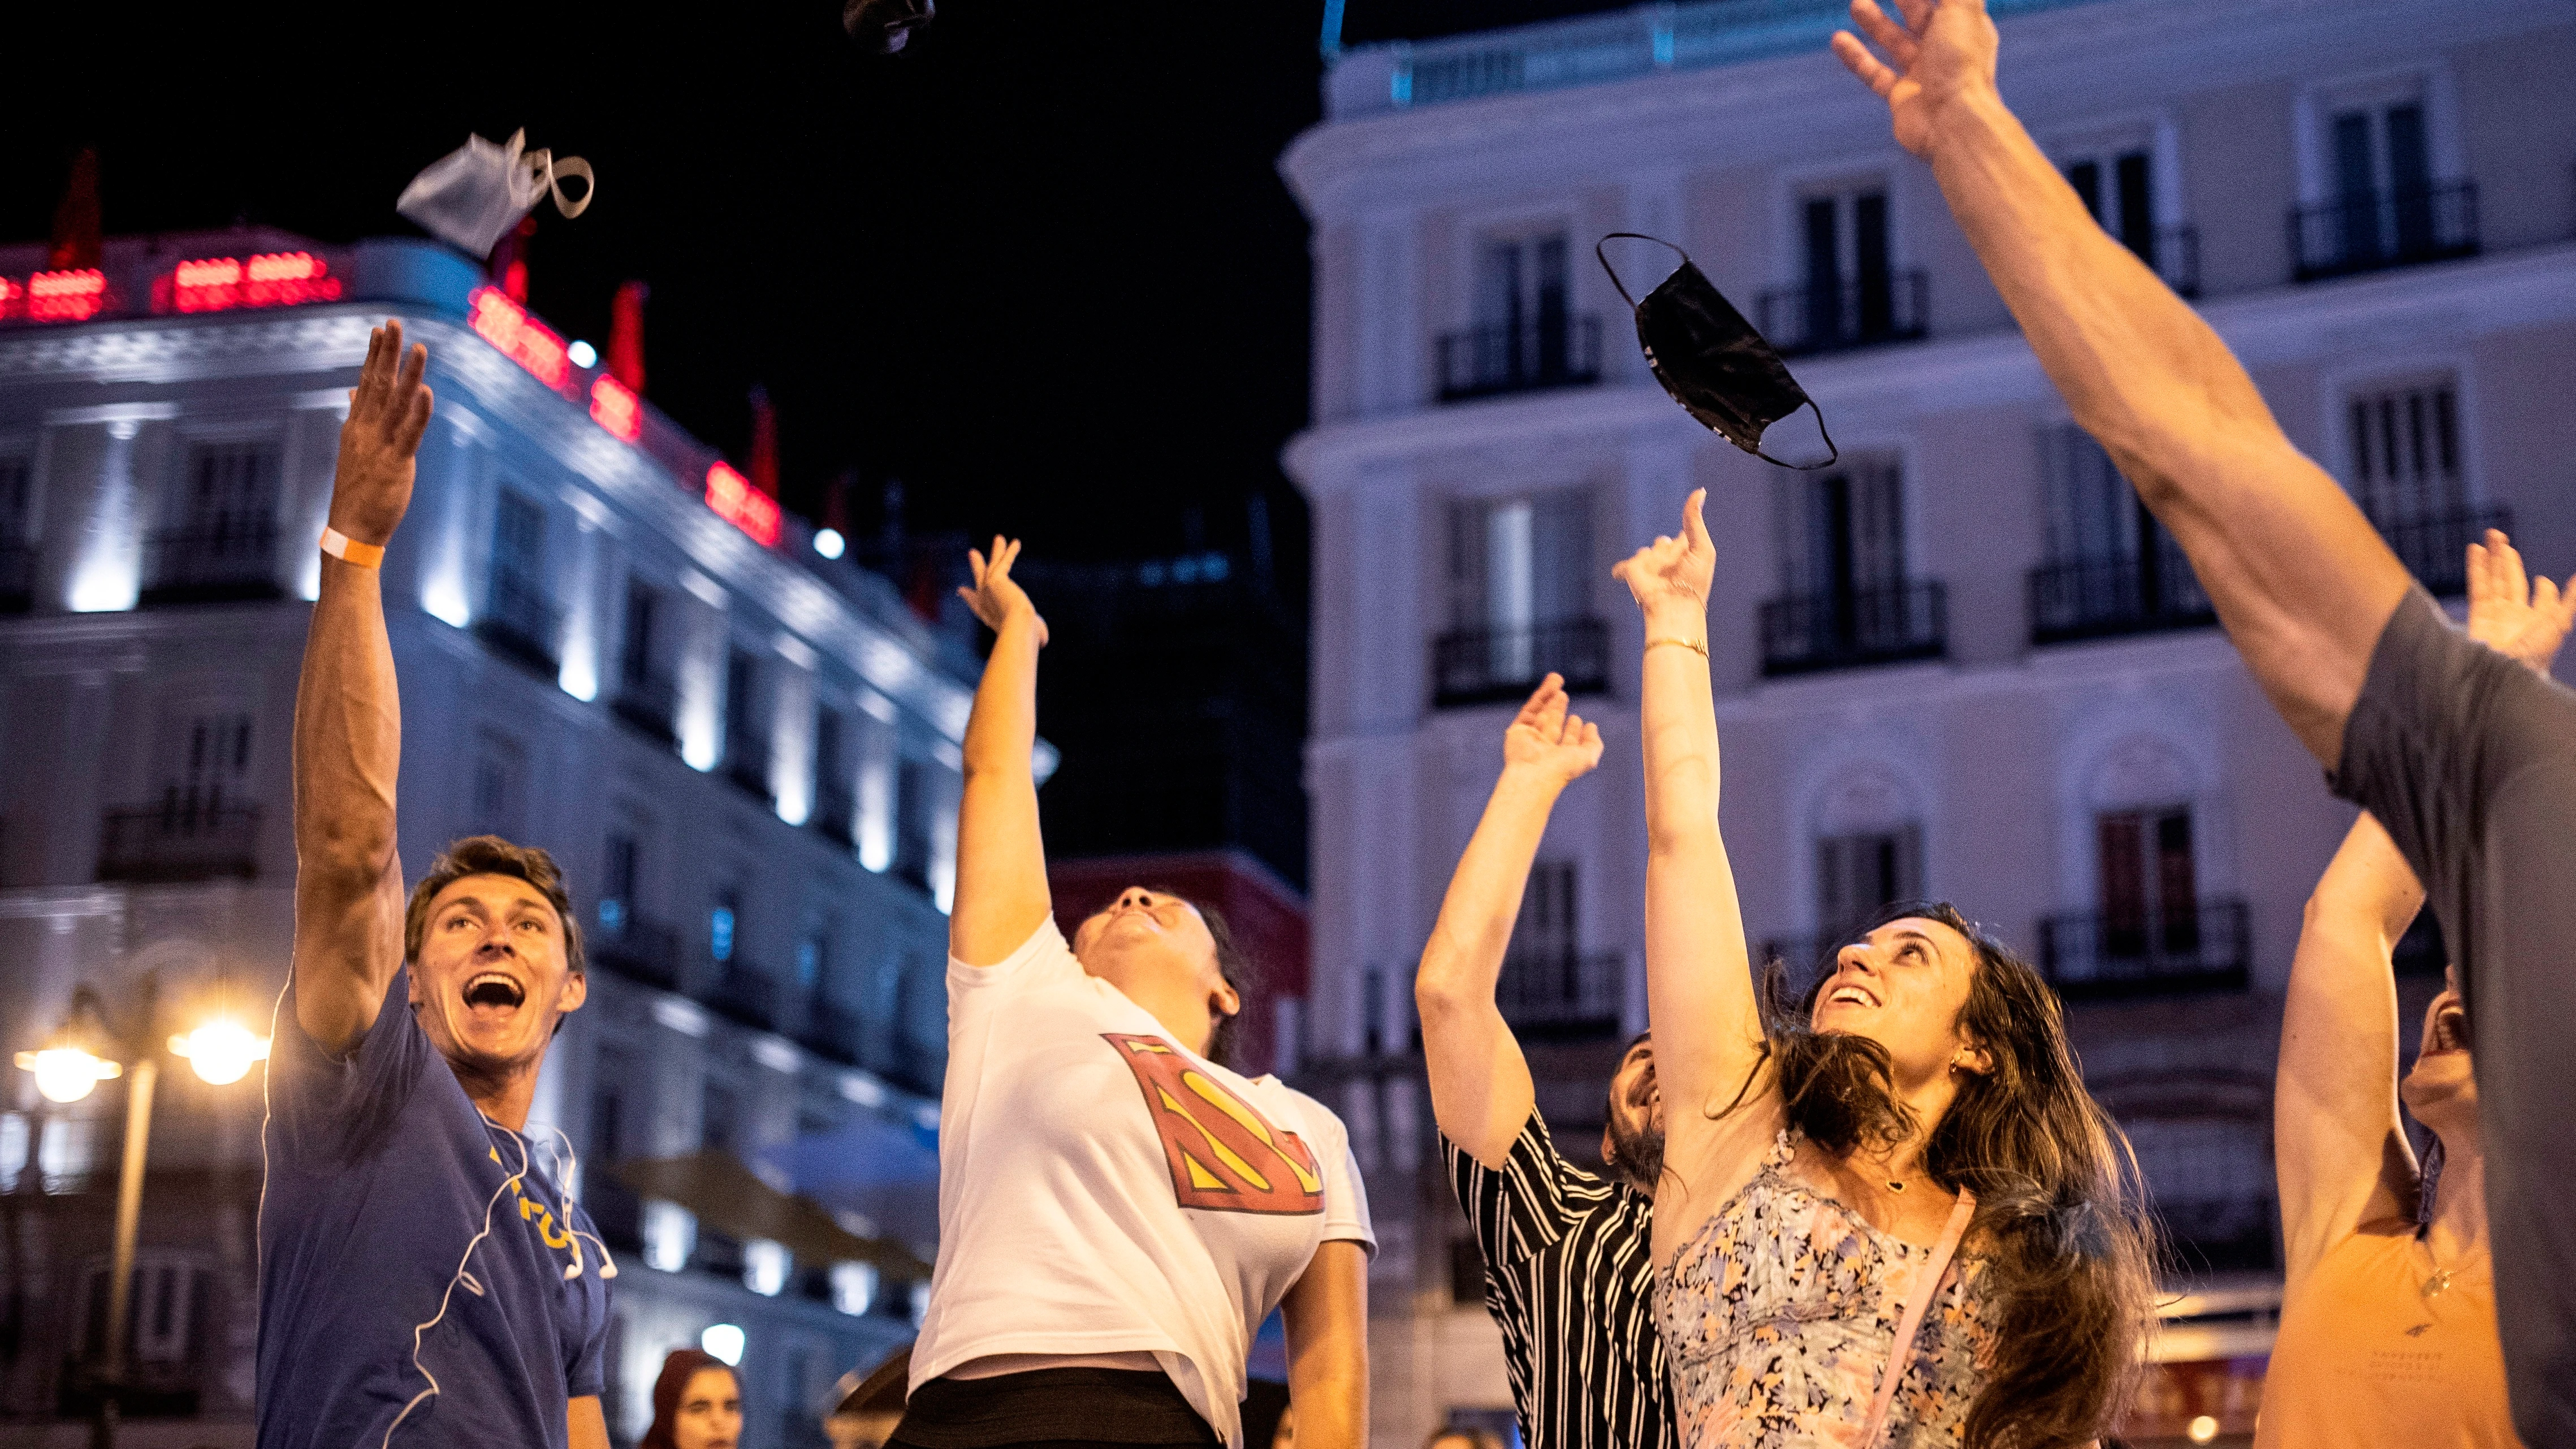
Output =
[{"x1": 910, "y1": 919, "x2": 1374, "y2": 1448}]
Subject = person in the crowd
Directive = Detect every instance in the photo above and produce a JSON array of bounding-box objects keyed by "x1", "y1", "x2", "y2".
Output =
[
  {"x1": 1618, "y1": 490, "x2": 2156, "y2": 1448},
  {"x1": 1828, "y1": 7, "x2": 2576, "y2": 1435},
  {"x1": 261, "y1": 321, "x2": 611, "y2": 1448},
  {"x1": 1423, "y1": 1428, "x2": 1506, "y2": 1449},
  {"x1": 2262, "y1": 533, "x2": 2568, "y2": 1449},
  {"x1": 1415, "y1": 676, "x2": 1673, "y2": 1449},
  {"x1": 827, "y1": 1347, "x2": 911, "y2": 1449},
  {"x1": 891, "y1": 538, "x2": 1373, "y2": 1449},
  {"x1": 642, "y1": 1350, "x2": 743, "y2": 1449}
]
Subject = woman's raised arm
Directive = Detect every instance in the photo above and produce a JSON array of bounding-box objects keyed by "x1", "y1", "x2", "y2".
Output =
[
  {"x1": 948, "y1": 538, "x2": 1054, "y2": 966},
  {"x1": 1614, "y1": 491, "x2": 1771, "y2": 1203}
]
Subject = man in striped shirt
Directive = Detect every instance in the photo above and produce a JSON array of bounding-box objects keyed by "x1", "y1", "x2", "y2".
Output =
[{"x1": 1415, "y1": 677, "x2": 1674, "y2": 1449}]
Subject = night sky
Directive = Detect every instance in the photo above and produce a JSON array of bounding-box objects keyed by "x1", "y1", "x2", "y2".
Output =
[{"x1": 2, "y1": 1, "x2": 1353, "y2": 587}]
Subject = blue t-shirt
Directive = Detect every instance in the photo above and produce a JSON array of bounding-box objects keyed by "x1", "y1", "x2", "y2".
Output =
[{"x1": 257, "y1": 967, "x2": 611, "y2": 1449}]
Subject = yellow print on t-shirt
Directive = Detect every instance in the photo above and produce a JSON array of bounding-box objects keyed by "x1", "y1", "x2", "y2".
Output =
[{"x1": 1103, "y1": 1034, "x2": 1325, "y2": 1216}]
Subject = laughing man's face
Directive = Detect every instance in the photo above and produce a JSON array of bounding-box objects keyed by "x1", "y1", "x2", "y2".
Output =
[{"x1": 409, "y1": 873, "x2": 585, "y2": 1080}]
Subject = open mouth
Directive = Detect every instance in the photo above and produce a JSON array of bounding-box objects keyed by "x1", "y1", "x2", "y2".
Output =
[
  {"x1": 2428, "y1": 1004, "x2": 2470, "y2": 1054},
  {"x1": 1824, "y1": 983, "x2": 1881, "y2": 1009},
  {"x1": 463, "y1": 972, "x2": 528, "y2": 1010}
]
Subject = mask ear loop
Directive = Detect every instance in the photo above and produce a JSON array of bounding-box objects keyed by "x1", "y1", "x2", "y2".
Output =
[
  {"x1": 1752, "y1": 400, "x2": 1840, "y2": 470},
  {"x1": 1594, "y1": 232, "x2": 1691, "y2": 308}
]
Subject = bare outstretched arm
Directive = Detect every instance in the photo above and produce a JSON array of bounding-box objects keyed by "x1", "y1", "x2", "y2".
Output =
[
  {"x1": 948, "y1": 538, "x2": 1054, "y2": 967},
  {"x1": 1417, "y1": 676, "x2": 1604, "y2": 1167},
  {"x1": 1615, "y1": 490, "x2": 1771, "y2": 1251},
  {"x1": 292, "y1": 322, "x2": 434, "y2": 1056},
  {"x1": 2275, "y1": 530, "x2": 2572, "y2": 1284},
  {"x1": 1831, "y1": 0, "x2": 2411, "y2": 765}
]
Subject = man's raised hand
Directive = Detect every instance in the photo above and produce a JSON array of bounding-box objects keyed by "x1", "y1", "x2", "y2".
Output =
[
  {"x1": 2465, "y1": 527, "x2": 2576, "y2": 677},
  {"x1": 1502, "y1": 674, "x2": 1605, "y2": 789},
  {"x1": 1830, "y1": 0, "x2": 2000, "y2": 159},
  {"x1": 957, "y1": 535, "x2": 1049, "y2": 644},
  {"x1": 1613, "y1": 488, "x2": 1719, "y2": 633},
  {"x1": 330, "y1": 321, "x2": 434, "y2": 548}
]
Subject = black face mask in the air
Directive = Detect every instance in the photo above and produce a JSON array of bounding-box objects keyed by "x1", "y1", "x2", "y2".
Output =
[{"x1": 1597, "y1": 233, "x2": 1837, "y2": 469}]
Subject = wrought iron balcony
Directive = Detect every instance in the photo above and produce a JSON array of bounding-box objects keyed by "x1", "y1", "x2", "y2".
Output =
[
  {"x1": 474, "y1": 569, "x2": 560, "y2": 675},
  {"x1": 98, "y1": 803, "x2": 260, "y2": 883},
  {"x1": 1436, "y1": 314, "x2": 1603, "y2": 402},
  {"x1": 1760, "y1": 582, "x2": 1947, "y2": 676},
  {"x1": 809, "y1": 781, "x2": 857, "y2": 848},
  {"x1": 593, "y1": 914, "x2": 682, "y2": 989},
  {"x1": 1757, "y1": 270, "x2": 1927, "y2": 356},
  {"x1": 1494, "y1": 949, "x2": 1626, "y2": 1041},
  {"x1": 0, "y1": 542, "x2": 34, "y2": 613},
  {"x1": 611, "y1": 667, "x2": 680, "y2": 746},
  {"x1": 2291, "y1": 182, "x2": 2479, "y2": 282},
  {"x1": 140, "y1": 522, "x2": 279, "y2": 605},
  {"x1": 1430, "y1": 618, "x2": 1611, "y2": 708},
  {"x1": 2038, "y1": 897, "x2": 2250, "y2": 1000},
  {"x1": 2368, "y1": 503, "x2": 2510, "y2": 596},
  {"x1": 704, "y1": 961, "x2": 777, "y2": 1031},
  {"x1": 2028, "y1": 550, "x2": 2215, "y2": 645}
]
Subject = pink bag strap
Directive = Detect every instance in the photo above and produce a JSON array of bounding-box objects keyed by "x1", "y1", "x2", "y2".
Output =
[{"x1": 1859, "y1": 1186, "x2": 1977, "y2": 1448}]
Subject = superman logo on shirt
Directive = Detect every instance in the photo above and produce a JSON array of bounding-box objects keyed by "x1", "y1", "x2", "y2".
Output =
[{"x1": 1103, "y1": 1033, "x2": 1325, "y2": 1215}]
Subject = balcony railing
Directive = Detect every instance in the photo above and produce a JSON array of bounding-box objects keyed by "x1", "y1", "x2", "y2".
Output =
[
  {"x1": 2028, "y1": 549, "x2": 2214, "y2": 645},
  {"x1": 809, "y1": 781, "x2": 857, "y2": 849},
  {"x1": 1436, "y1": 314, "x2": 1603, "y2": 402},
  {"x1": 0, "y1": 542, "x2": 34, "y2": 613},
  {"x1": 2038, "y1": 897, "x2": 2250, "y2": 1000},
  {"x1": 2370, "y1": 503, "x2": 2510, "y2": 596},
  {"x1": 723, "y1": 737, "x2": 773, "y2": 803},
  {"x1": 593, "y1": 915, "x2": 682, "y2": 989},
  {"x1": 97, "y1": 803, "x2": 260, "y2": 883},
  {"x1": 2291, "y1": 182, "x2": 2479, "y2": 282},
  {"x1": 1757, "y1": 270, "x2": 1927, "y2": 356},
  {"x1": 704, "y1": 962, "x2": 776, "y2": 1031},
  {"x1": 474, "y1": 569, "x2": 561, "y2": 675},
  {"x1": 1494, "y1": 949, "x2": 1626, "y2": 1041},
  {"x1": 140, "y1": 522, "x2": 279, "y2": 605},
  {"x1": 611, "y1": 668, "x2": 680, "y2": 746},
  {"x1": 1760, "y1": 581, "x2": 1947, "y2": 676},
  {"x1": 1431, "y1": 618, "x2": 1611, "y2": 708}
]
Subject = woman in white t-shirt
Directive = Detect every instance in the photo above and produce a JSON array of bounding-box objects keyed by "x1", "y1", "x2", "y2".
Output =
[{"x1": 892, "y1": 537, "x2": 1374, "y2": 1449}]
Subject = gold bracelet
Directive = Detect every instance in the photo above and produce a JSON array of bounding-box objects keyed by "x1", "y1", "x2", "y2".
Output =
[{"x1": 1645, "y1": 637, "x2": 1708, "y2": 659}]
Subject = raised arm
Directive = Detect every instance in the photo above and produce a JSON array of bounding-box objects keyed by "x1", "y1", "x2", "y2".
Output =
[
  {"x1": 1417, "y1": 676, "x2": 1603, "y2": 1167},
  {"x1": 1831, "y1": 0, "x2": 2408, "y2": 766},
  {"x1": 948, "y1": 538, "x2": 1054, "y2": 966},
  {"x1": 292, "y1": 322, "x2": 433, "y2": 1055},
  {"x1": 2274, "y1": 529, "x2": 2572, "y2": 1284},
  {"x1": 1613, "y1": 491, "x2": 1769, "y2": 1186},
  {"x1": 1279, "y1": 1239, "x2": 1368, "y2": 1449}
]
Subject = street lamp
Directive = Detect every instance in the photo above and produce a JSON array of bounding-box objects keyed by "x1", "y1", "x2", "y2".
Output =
[{"x1": 16, "y1": 980, "x2": 269, "y2": 1447}]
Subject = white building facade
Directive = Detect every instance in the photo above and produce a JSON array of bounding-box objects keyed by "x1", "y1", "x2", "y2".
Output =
[
  {"x1": 1283, "y1": 0, "x2": 2576, "y2": 1441},
  {"x1": 0, "y1": 230, "x2": 993, "y2": 1446}
]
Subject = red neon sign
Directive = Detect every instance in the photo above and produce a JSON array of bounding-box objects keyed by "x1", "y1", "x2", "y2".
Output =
[
  {"x1": 158, "y1": 252, "x2": 344, "y2": 314},
  {"x1": 469, "y1": 286, "x2": 570, "y2": 391},
  {"x1": 705, "y1": 461, "x2": 781, "y2": 548},
  {"x1": 590, "y1": 375, "x2": 642, "y2": 444},
  {"x1": 27, "y1": 270, "x2": 107, "y2": 323},
  {"x1": 0, "y1": 277, "x2": 20, "y2": 322}
]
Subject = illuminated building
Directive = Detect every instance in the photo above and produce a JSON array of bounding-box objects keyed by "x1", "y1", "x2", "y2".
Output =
[
  {"x1": 0, "y1": 225, "x2": 1027, "y2": 1442},
  {"x1": 1285, "y1": 0, "x2": 2576, "y2": 1442}
]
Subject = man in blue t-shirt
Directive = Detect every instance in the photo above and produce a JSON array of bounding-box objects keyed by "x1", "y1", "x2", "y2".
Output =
[{"x1": 260, "y1": 320, "x2": 612, "y2": 1449}]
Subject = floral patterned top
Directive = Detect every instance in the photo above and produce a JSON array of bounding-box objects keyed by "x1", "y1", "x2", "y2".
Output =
[{"x1": 1654, "y1": 1129, "x2": 1995, "y2": 1448}]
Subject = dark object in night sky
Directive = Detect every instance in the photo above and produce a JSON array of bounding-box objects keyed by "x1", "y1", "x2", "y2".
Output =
[
  {"x1": 1598, "y1": 232, "x2": 1838, "y2": 470},
  {"x1": 844, "y1": 0, "x2": 936, "y2": 53}
]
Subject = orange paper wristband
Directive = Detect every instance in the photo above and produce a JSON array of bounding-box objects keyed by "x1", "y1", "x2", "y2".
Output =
[{"x1": 319, "y1": 527, "x2": 386, "y2": 569}]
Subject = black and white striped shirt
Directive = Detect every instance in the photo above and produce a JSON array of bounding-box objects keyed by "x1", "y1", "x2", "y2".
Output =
[{"x1": 1445, "y1": 1111, "x2": 1673, "y2": 1449}]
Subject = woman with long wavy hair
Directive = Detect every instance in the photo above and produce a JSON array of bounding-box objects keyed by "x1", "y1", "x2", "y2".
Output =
[{"x1": 1618, "y1": 490, "x2": 2155, "y2": 1448}]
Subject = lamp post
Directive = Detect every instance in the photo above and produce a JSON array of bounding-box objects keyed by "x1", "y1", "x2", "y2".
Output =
[{"x1": 15, "y1": 978, "x2": 269, "y2": 1448}]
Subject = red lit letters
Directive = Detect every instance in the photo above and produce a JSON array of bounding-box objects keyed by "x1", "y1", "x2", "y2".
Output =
[
  {"x1": 469, "y1": 286, "x2": 571, "y2": 391},
  {"x1": 705, "y1": 461, "x2": 781, "y2": 548},
  {"x1": 27, "y1": 270, "x2": 107, "y2": 323},
  {"x1": 590, "y1": 375, "x2": 643, "y2": 445}
]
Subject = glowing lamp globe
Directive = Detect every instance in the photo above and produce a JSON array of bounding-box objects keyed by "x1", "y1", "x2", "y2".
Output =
[
  {"x1": 701, "y1": 1323, "x2": 746, "y2": 1366},
  {"x1": 15, "y1": 1046, "x2": 120, "y2": 1104},
  {"x1": 170, "y1": 1020, "x2": 273, "y2": 1086}
]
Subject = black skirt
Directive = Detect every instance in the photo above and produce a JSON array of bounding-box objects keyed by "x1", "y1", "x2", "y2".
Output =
[{"x1": 889, "y1": 1367, "x2": 1221, "y2": 1449}]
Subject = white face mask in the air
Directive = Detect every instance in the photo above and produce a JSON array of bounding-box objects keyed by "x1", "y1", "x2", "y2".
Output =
[{"x1": 396, "y1": 129, "x2": 595, "y2": 259}]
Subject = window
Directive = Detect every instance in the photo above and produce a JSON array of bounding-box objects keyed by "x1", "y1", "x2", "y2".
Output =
[
  {"x1": 724, "y1": 650, "x2": 770, "y2": 797},
  {"x1": 894, "y1": 755, "x2": 936, "y2": 888},
  {"x1": 2123, "y1": 1117, "x2": 2274, "y2": 1269},
  {"x1": 600, "y1": 829, "x2": 639, "y2": 933},
  {"x1": 620, "y1": 581, "x2": 659, "y2": 690},
  {"x1": 83, "y1": 1256, "x2": 209, "y2": 1367},
  {"x1": 710, "y1": 888, "x2": 741, "y2": 964},
  {"x1": 160, "y1": 711, "x2": 253, "y2": 819},
  {"x1": 1435, "y1": 489, "x2": 1600, "y2": 703},
  {"x1": 1511, "y1": 861, "x2": 1577, "y2": 964},
  {"x1": 149, "y1": 440, "x2": 279, "y2": 598},
  {"x1": 472, "y1": 732, "x2": 526, "y2": 840},
  {"x1": 0, "y1": 454, "x2": 29, "y2": 609},
  {"x1": 1780, "y1": 182, "x2": 1912, "y2": 350},
  {"x1": 702, "y1": 1076, "x2": 741, "y2": 1156},
  {"x1": 2296, "y1": 77, "x2": 2474, "y2": 278},
  {"x1": 477, "y1": 491, "x2": 557, "y2": 669},
  {"x1": 2066, "y1": 149, "x2": 2156, "y2": 262},
  {"x1": 2344, "y1": 378, "x2": 2488, "y2": 592},
  {"x1": 2096, "y1": 806, "x2": 2197, "y2": 957},
  {"x1": 1815, "y1": 825, "x2": 1922, "y2": 940},
  {"x1": 2030, "y1": 424, "x2": 2207, "y2": 641},
  {"x1": 796, "y1": 933, "x2": 827, "y2": 994},
  {"x1": 1764, "y1": 456, "x2": 1942, "y2": 672},
  {"x1": 1441, "y1": 229, "x2": 1597, "y2": 399},
  {"x1": 811, "y1": 707, "x2": 853, "y2": 843}
]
